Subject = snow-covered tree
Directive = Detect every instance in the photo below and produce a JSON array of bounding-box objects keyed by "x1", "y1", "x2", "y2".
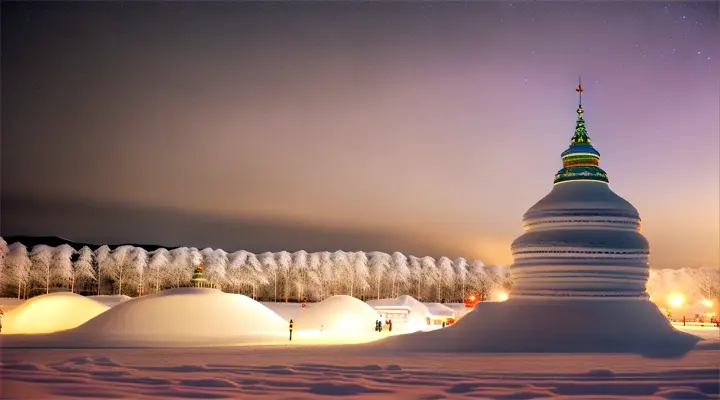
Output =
[
  {"x1": 350, "y1": 251, "x2": 370, "y2": 298},
  {"x1": 246, "y1": 253, "x2": 266, "y2": 299},
  {"x1": 390, "y1": 252, "x2": 409, "y2": 298},
  {"x1": 107, "y1": 245, "x2": 136, "y2": 295},
  {"x1": 30, "y1": 245, "x2": 56, "y2": 294},
  {"x1": 292, "y1": 250, "x2": 309, "y2": 300},
  {"x1": 331, "y1": 250, "x2": 350, "y2": 295},
  {"x1": 201, "y1": 248, "x2": 228, "y2": 289},
  {"x1": 317, "y1": 251, "x2": 334, "y2": 299},
  {"x1": 453, "y1": 257, "x2": 469, "y2": 300},
  {"x1": 275, "y1": 251, "x2": 293, "y2": 302},
  {"x1": 132, "y1": 247, "x2": 148, "y2": 295},
  {"x1": 468, "y1": 260, "x2": 491, "y2": 300},
  {"x1": 168, "y1": 247, "x2": 192, "y2": 287},
  {"x1": 5, "y1": 243, "x2": 31, "y2": 298},
  {"x1": 420, "y1": 256, "x2": 437, "y2": 301},
  {"x1": 408, "y1": 255, "x2": 423, "y2": 299},
  {"x1": 368, "y1": 251, "x2": 390, "y2": 299},
  {"x1": 258, "y1": 252, "x2": 278, "y2": 301},
  {"x1": 188, "y1": 247, "x2": 202, "y2": 268},
  {"x1": 436, "y1": 256, "x2": 455, "y2": 302},
  {"x1": 71, "y1": 246, "x2": 96, "y2": 293},
  {"x1": 146, "y1": 248, "x2": 171, "y2": 293},
  {"x1": 53, "y1": 244, "x2": 75, "y2": 289},
  {"x1": 698, "y1": 268, "x2": 720, "y2": 314},
  {"x1": 94, "y1": 245, "x2": 112, "y2": 295}
]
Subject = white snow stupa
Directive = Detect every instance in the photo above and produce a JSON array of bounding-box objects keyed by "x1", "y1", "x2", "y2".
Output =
[{"x1": 374, "y1": 82, "x2": 700, "y2": 356}]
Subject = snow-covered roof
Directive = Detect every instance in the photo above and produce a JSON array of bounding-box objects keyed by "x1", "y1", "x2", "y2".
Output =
[{"x1": 425, "y1": 303, "x2": 456, "y2": 318}]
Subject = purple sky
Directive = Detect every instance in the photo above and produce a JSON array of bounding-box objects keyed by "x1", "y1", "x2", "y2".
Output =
[{"x1": 2, "y1": 2, "x2": 718, "y2": 269}]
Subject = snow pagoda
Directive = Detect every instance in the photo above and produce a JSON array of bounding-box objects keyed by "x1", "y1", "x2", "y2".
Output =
[
  {"x1": 191, "y1": 264, "x2": 209, "y2": 288},
  {"x1": 375, "y1": 81, "x2": 700, "y2": 356}
]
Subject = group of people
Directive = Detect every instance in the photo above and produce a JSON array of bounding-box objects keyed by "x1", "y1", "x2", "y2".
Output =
[{"x1": 375, "y1": 318, "x2": 392, "y2": 332}]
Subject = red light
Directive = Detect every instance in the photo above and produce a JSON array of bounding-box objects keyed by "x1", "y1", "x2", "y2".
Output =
[{"x1": 470, "y1": 296, "x2": 476, "y2": 301}]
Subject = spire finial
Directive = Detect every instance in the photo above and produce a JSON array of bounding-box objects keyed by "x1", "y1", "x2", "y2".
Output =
[{"x1": 576, "y1": 76, "x2": 584, "y2": 108}]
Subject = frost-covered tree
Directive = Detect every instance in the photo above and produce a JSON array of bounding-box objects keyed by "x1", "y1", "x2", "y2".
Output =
[
  {"x1": 453, "y1": 257, "x2": 469, "y2": 300},
  {"x1": 331, "y1": 250, "x2": 350, "y2": 295},
  {"x1": 390, "y1": 252, "x2": 409, "y2": 298},
  {"x1": 258, "y1": 252, "x2": 278, "y2": 301},
  {"x1": 275, "y1": 251, "x2": 293, "y2": 302},
  {"x1": 436, "y1": 256, "x2": 455, "y2": 302},
  {"x1": 188, "y1": 247, "x2": 203, "y2": 268},
  {"x1": 698, "y1": 268, "x2": 720, "y2": 312},
  {"x1": 71, "y1": 246, "x2": 96, "y2": 293},
  {"x1": 368, "y1": 251, "x2": 390, "y2": 299},
  {"x1": 201, "y1": 248, "x2": 228, "y2": 289},
  {"x1": 94, "y1": 245, "x2": 113, "y2": 295},
  {"x1": 107, "y1": 245, "x2": 136, "y2": 295},
  {"x1": 5, "y1": 243, "x2": 31, "y2": 298},
  {"x1": 468, "y1": 260, "x2": 492, "y2": 300},
  {"x1": 351, "y1": 251, "x2": 370, "y2": 298},
  {"x1": 246, "y1": 253, "x2": 266, "y2": 299},
  {"x1": 317, "y1": 251, "x2": 334, "y2": 299},
  {"x1": 30, "y1": 245, "x2": 56, "y2": 294},
  {"x1": 227, "y1": 250, "x2": 265, "y2": 298},
  {"x1": 420, "y1": 256, "x2": 437, "y2": 301},
  {"x1": 146, "y1": 248, "x2": 170, "y2": 293},
  {"x1": 53, "y1": 244, "x2": 75, "y2": 290},
  {"x1": 168, "y1": 247, "x2": 192, "y2": 287},
  {"x1": 132, "y1": 247, "x2": 148, "y2": 295},
  {"x1": 292, "y1": 250, "x2": 309, "y2": 300},
  {"x1": 408, "y1": 255, "x2": 422, "y2": 299}
]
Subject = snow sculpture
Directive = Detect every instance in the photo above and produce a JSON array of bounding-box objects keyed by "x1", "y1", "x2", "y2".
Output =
[{"x1": 374, "y1": 81, "x2": 700, "y2": 356}]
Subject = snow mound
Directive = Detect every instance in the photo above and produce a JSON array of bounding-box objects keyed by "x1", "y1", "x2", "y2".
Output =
[
  {"x1": 72, "y1": 288, "x2": 288, "y2": 345},
  {"x1": 88, "y1": 295, "x2": 132, "y2": 307},
  {"x1": 2, "y1": 292, "x2": 110, "y2": 334},
  {"x1": 295, "y1": 295, "x2": 379, "y2": 335},
  {"x1": 372, "y1": 298, "x2": 701, "y2": 357}
]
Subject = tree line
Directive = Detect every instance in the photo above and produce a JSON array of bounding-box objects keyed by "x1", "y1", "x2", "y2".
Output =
[{"x1": 0, "y1": 238, "x2": 512, "y2": 302}]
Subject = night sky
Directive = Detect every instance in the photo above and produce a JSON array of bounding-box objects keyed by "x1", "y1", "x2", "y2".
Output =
[{"x1": 2, "y1": 2, "x2": 718, "y2": 269}]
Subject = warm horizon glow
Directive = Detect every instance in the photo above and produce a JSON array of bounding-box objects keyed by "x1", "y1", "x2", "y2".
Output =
[{"x1": 667, "y1": 293, "x2": 686, "y2": 309}]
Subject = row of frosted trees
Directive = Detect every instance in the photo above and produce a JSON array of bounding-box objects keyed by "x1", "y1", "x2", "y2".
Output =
[{"x1": 0, "y1": 238, "x2": 512, "y2": 302}]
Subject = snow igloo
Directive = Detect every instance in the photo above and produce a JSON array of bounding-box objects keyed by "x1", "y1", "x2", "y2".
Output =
[
  {"x1": 2, "y1": 292, "x2": 110, "y2": 334},
  {"x1": 294, "y1": 295, "x2": 379, "y2": 336},
  {"x1": 73, "y1": 287, "x2": 288, "y2": 346}
]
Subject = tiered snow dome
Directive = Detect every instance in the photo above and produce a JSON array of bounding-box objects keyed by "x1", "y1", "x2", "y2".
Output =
[
  {"x1": 510, "y1": 91, "x2": 649, "y2": 299},
  {"x1": 372, "y1": 83, "x2": 700, "y2": 356},
  {"x1": 2, "y1": 292, "x2": 110, "y2": 334},
  {"x1": 71, "y1": 287, "x2": 288, "y2": 346}
]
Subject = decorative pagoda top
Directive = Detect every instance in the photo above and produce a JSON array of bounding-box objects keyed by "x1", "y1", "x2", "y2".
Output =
[
  {"x1": 191, "y1": 264, "x2": 208, "y2": 285},
  {"x1": 553, "y1": 78, "x2": 609, "y2": 185}
]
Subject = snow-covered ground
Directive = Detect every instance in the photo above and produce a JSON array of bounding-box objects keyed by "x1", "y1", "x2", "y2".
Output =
[
  {"x1": 1, "y1": 288, "x2": 719, "y2": 398},
  {"x1": 2, "y1": 345, "x2": 718, "y2": 399}
]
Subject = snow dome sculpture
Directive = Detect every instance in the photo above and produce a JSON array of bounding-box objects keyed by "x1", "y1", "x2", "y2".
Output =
[
  {"x1": 372, "y1": 81, "x2": 700, "y2": 356},
  {"x1": 72, "y1": 288, "x2": 288, "y2": 346},
  {"x1": 295, "y1": 295, "x2": 379, "y2": 335},
  {"x1": 2, "y1": 292, "x2": 110, "y2": 334}
]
